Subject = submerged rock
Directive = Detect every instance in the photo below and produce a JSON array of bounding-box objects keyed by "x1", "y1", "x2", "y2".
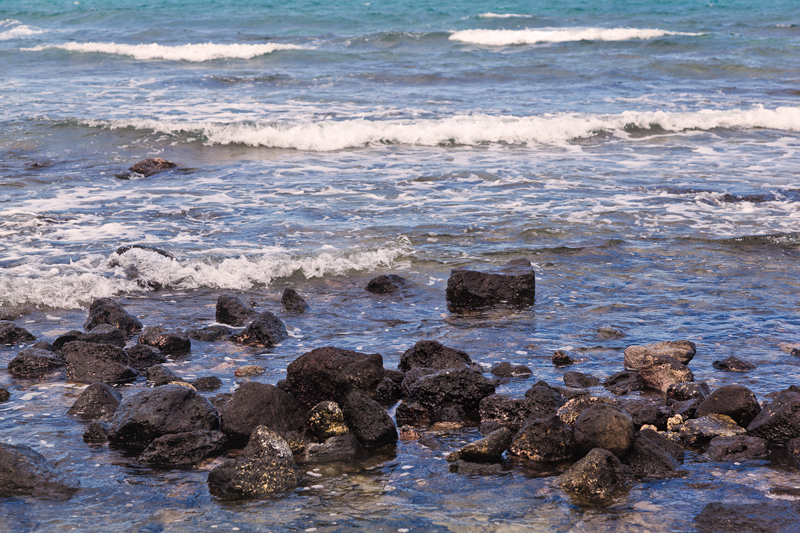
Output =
[
  {"x1": 712, "y1": 356, "x2": 756, "y2": 372},
  {"x1": 695, "y1": 385, "x2": 761, "y2": 427},
  {"x1": 399, "y1": 340, "x2": 475, "y2": 372},
  {"x1": 0, "y1": 321, "x2": 36, "y2": 345},
  {"x1": 694, "y1": 501, "x2": 800, "y2": 533},
  {"x1": 129, "y1": 157, "x2": 176, "y2": 177},
  {"x1": 208, "y1": 457, "x2": 299, "y2": 501},
  {"x1": 365, "y1": 274, "x2": 407, "y2": 294},
  {"x1": 229, "y1": 311, "x2": 288, "y2": 348},
  {"x1": 551, "y1": 350, "x2": 574, "y2": 366},
  {"x1": 508, "y1": 414, "x2": 574, "y2": 462},
  {"x1": 558, "y1": 448, "x2": 633, "y2": 506},
  {"x1": 53, "y1": 325, "x2": 126, "y2": 351},
  {"x1": 447, "y1": 427, "x2": 513, "y2": 463},
  {"x1": 137, "y1": 326, "x2": 191, "y2": 355},
  {"x1": 445, "y1": 258, "x2": 536, "y2": 310},
  {"x1": 138, "y1": 430, "x2": 227, "y2": 466},
  {"x1": 489, "y1": 361, "x2": 532, "y2": 377},
  {"x1": 0, "y1": 443, "x2": 79, "y2": 498},
  {"x1": 186, "y1": 325, "x2": 233, "y2": 342},
  {"x1": 281, "y1": 288, "x2": 309, "y2": 313},
  {"x1": 706, "y1": 435, "x2": 768, "y2": 462},
  {"x1": 8, "y1": 348, "x2": 64, "y2": 377},
  {"x1": 62, "y1": 341, "x2": 139, "y2": 385},
  {"x1": 83, "y1": 298, "x2": 142, "y2": 336},
  {"x1": 215, "y1": 294, "x2": 257, "y2": 327},
  {"x1": 67, "y1": 382, "x2": 123, "y2": 419},
  {"x1": 0, "y1": 387, "x2": 10, "y2": 402},
  {"x1": 234, "y1": 365, "x2": 265, "y2": 377}
]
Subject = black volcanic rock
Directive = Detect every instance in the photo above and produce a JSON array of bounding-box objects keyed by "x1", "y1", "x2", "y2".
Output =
[
  {"x1": 83, "y1": 298, "x2": 142, "y2": 336},
  {"x1": 229, "y1": 311, "x2": 288, "y2": 347},
  {"x1": 215, "y1": 294, "x2": 257, "y2": 327},
  {"x1": 365, "y1": 274, "x2": 407, "y2": 294},
  {"x1": 62, "y1": 341, "x2": 139, "y2": 385},
  {"x1": 129, "y1": 157, "x2": 176, "y2": 177},
  {"x1": 446, "y1": 258, "x2": 535, "y2": 310},
  {"x1": 8, "y1": 348, "x2": 64, "y2": 377},
  {"x1": 0, "y1": 321, "x2": 36, "y2": 345},
  {"x1": 399, "y1": 340, "x2": 475, "y2": 372},
  {"x1": 0, "y1": 443, "x2": 79, "y2": 498},
  {"x1": 67, "y1": 382, "x2": 123, "y2": 419},
  {"x1": 281, "y1": 288, "x2": 309, "y2": 313}
]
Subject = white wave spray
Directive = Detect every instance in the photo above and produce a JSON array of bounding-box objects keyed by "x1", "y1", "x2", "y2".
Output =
[
  {"x1": 450, "y1": 27, "x2": 701, "y2": 46},
  {"x1": 0, "y1": 19, "x2": 44, "y2": 40},
  {"x1": 22, "y1": 41, "x2": 310, "y2": 61}
]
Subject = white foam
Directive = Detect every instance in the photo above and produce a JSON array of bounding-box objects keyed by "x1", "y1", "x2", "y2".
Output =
[
  {"x1": 477, "y1": 13, "x2": 533, "y2": 19},
  {"x1": 22, "y1": 41, "x2": 310, "y2": 61},
  {"x1": 0, "y1": 19, "x2": 44, "y2": 40},
  {"x1": 450, "y1": 27, "x2": 701, "y2": 46},
  {"x1": 84, "y1": 106, "x2": 800, "y2": 151}
]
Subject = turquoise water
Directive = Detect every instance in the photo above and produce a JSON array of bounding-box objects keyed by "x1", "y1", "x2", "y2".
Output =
[{"x1": 1, "y1": 1, "x2": 800, "y2": 531}]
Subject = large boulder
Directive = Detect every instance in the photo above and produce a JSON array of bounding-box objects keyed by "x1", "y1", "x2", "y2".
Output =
[
  {"x1": 285, "y1": 347, "x2": 385, "y2": 407},
  {"x1": 0, "y1": 321, "x2": 36, "y2": 345},
  {"x1": 281, "y1": 288, "x2": 309, "y2": 313},
  {"x1": 573, "y1": 404, "x2": 635, "y2": 458},
  {"x1": 137, "y1": 430, "x2": 227, "y2": 466},
  {"x1": 480, "y1": 395, "x2": 539, "y2": 433},
  {"x1": 67, "y1": 382, "x2": 123, "y2": 419},
  {"x1": 638, "y1": 355, "x2": 694, "y2": 393},
  {"x1": 447, "y1": 427, "x2": 513, "y2": 463},
  {"x1": 623, "y1": 340, "x2": 696, "y2": 368},
  {"x1": 399, "y1": 340, "x2": 475, "y2": 372},
  {"x1": 557, "y1": 396, "x2": 619, "y2": 426},
  {"x1": 341, "y1": 391, "x2": 397, "y2": 449},
  {"x1": 558, "y1": 448, "x2": 633, "y2": 506},
  {"x1": 137, "y1": 326, "x2": 190, "y2": 355},
  {"x1": 746, "y1": 391, "x2": 800, "y2": 444},
  {"x1": 695, "y1": 385, "x2": 761, "y2": 427},
  {"x1": 219, "y1": 381, "x2": 308, "y2": 445},
  {"x1": 52, "y1": 325, "x2": 126, "y2": 351},
  {"x1": 0, "y1": 443, "x2": 78, "y2": 498},
  {"x1": 83, "y1": 298, "x2": 142, "y2": 335},
  {"x1": 8, "y1": 348, "x2": 64, "y2": 377},
  {"x1": 229, "y1": 311, "x2": 288, "y2": 348},
  {"x1": 445, "y1": 258, "x2": 536, "y2": 310},
  {"x1": 215, "y1": 294, "x2": 257, "y2": 326},
  {"x1": 706, "y1": 436, "x2": 768, "y2": 462},
  {"x1": 405, "y1": 368, "x2": 497, "y2": 415},
  {"x1": 508, "y1": 414, "x2": 575, "y2": 462},
  {"x1": 62, "y1": 341, "x2": 139, "y2": 385},
  {"x1": 108, "y1": 384, "x2": 219, "y2": 450}
]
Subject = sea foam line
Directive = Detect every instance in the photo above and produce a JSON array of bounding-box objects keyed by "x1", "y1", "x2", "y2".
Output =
[
  {"x1": 83, "y1": 106, "x2": 800, "y2": 152},
  {"x1": 22, "y1": 41, "x2": 311, "y2": 61},
  {"x1": 450, "y1": 27, "x2": 701, "y2": 46},
  {"x1": 0, "y1": 19, "x2": 44, "y2": 40},
  {"x1": 477, "y1": 13, "x2": 533, "y2": 19}
]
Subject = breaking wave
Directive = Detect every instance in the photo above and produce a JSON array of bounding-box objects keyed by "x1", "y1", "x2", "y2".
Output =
[
  {"x1": 450, "y1": 27, "x2": 701, "y2": 46},
  {"x1": 22, "y1": 41, "x2": 310, "y2": 61}
]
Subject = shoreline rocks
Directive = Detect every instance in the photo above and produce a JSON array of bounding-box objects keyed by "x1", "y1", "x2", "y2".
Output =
[{"x1": 446, "y1": 258, "x2": 536, "y2": 310}]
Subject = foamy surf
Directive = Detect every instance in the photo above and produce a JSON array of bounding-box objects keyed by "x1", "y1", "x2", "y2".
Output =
[
  {"x1": 477, "y1": 13, "x2": 533, "y2": 19},
  {"x1": 22, "y1": 41, "x2": 310, "y2": 61},
  {"x1": 0, "y1": 19, "x2": 44, "y2": 40},
  {"x1": 84, "y1": 106, "x2": 800, "y2": 151},
  {"x1": 450, "y1": 27, "x2": 701, "y2": 46},
  {"x1": 0, "y1": 238, "x2": 413, "y2": 309}
]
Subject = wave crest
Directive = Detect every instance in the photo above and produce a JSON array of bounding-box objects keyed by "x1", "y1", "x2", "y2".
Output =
[
  {"x1": 450, "y1": 27, "x2": 701, "y2": 46},
  {"x1": 22, "y1": 41, "x2": 310, "y2": 61}
]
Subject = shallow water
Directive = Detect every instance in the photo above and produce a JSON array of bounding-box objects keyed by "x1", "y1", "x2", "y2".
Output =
[{"x1": 2, "y1": 0, "x2": 800, "y2": 530}]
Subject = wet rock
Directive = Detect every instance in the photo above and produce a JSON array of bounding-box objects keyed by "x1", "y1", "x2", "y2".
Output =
[
  {"x1": 395, "y1": 401, "x2": 431, "y2": 425},
  {"x1": 108, "y1": 384, "x2": 220, "y2": 451},
  {"x1": 746, "y1": 391, "x2": 800, "y2": 444},
  {"x1": 694, "y1": 501, "x2": 800, "y2": 533},
  {"x1": 445, "y1": 258, "x2": 536, "y2": 310},
  {"x1": 623, "y1": 433, "x2": 680, "y2": 478},
  {"x1": 208, "y1": 458, "x2": 299, "y2": 500},
  {"x1": 399, "y1": 340, "x2": 476, "y2": 372},
  {"x1": 448, "y1": 460, "x2": 505, "y2": 475},
  {"x1": 192, "y1": 376, "x2": 222, "y2": 392},
  {"x1": 0, "y1": 387, "x2": 9, "y2": 402},
  {"x1": 0, "y1": 443, "x2": 79, "y2": 498},
  {"x1": 281, "y1": 288, "x2": 309, "y2": 313},
  {"x1": 447, "y1": 427, "x2": 513, "y2": 463},
  {"x1": 480, "y1": 394, "x2": 539, "y2": 433},
  {"x1": 62, "y1": 341, "x2": 139, "y2": 385},
  {"x1": 53, "y1": 325, "x2": 126, "y2": 351},
  {"x1": 524, "y1": 385, "x2": 567, "y2": 417},
  {"x1": 8, "y1": 348, "x2": 64, "y2": 377},
  {"x1": 400, "y1": 367, "x2": 436, "y2": 396},
  {"x1": 285, "y1": 346, "x2": 385, "y2": 407},
  {"x1": 113, "y1": 244, "x2": 172, "y2": 259},
  {"x1": 341, "y1": 391, "x2": 397, "y2": 449},
  {"x1": 384, "y1": 369, "x2": 405, "y2": 385},
  {"x1": 621, "y1": 401, "x2": 672, "y2": 431},
  {"x1": 706, "y1": 435, "x2": 768, "y2": 462},
  {"x1": 603, "y1": 370, "x2": 646, "y2": 396},
  {"x1": 129, "y1": 157, "x2": 176, "y2": 177},
  {"x1": 557, "y1": 396, "x2": 619, "y2": 426},
  {"x1": 0, "y1": 308, "x2": 31, "y2": 322},
  {"x1": 84, "y1": 298, "x2": 142, "y2": 336},
  {"x1": 83, "y1": 421, "x2": 109, "y2": 442},
  {"x1": 32, "y1": 341, "x2": 54, "y2": 352},
  {"x1": 679, "y1": 414, "x2": 746, "y2": 448},
  {"x1": 552, "y1": 350, "x2": 574, "y2": 366},
  {"x1": 307, "y1": 401, "x2": 349, "y2": 441},
  {"x1": 597, "y1": 327, "x2": 625, "y2": 340},
  {"x1": 574, "y1": 404, "x2": 636, "y2": 458},
  {"x1": 669, "y1": 397, "x2": 701, "y2": 420},
  {"x1": 406, "y1": 368, "x2": 497, "y2": 415},
  {"x1": 304, "y1": 434, "x2": 362, "y2": 463},
  {"x1": 667, "y1": 382, "x2": 710, "y2": 402},
  {"x1": 137, "y1": 326, "x2": 190, "y2": 355},
  {"x1": 563, "y1": 371, "x2": 600, "y2": 388},
  {"x1": 508, "y1": 414, "x2": 575, "y2": 462},
  {"x1": 638, "y1": 355, "x2": 694, "y2": 393},
  {"x1": 558, "y1": 448, "x2": 633, "y2": 506},
  {"x1": 695, "y1": 385, "x2": 761, "y2": 427},
  {"x1": 0, "y1": 321, "x2": 36, "y2": 345},
  {"x1": 125, "y1": 344, "x2": 166, "y2": 371},
  {"x1": 186, "y1": 325, "x2": 233, "y2": 342},
  {"x1": 399, "y1": 426, "x2": 421, "y2": 441},
  {"x1": 209, "y1": 393, "x2": 232, "y2": 413},
  {"x1": 215, "y1": 294, "x2": 257, "y2": 327},
  {"x1": 241, "y1": 426, "x2": 294, "y2": 463},
  {"x1": 229, "y1": 311, "x2": 288, "y2": 348},
  {"x1": 373, "y1": 377, "x2": 402, "y2": 406},
  {"x1": 220, "y1": 381, "x2": 308, "y2": 445},
  {"x1": 67, "y1": 382, "x2": 122, "y2": 419},
  {"x1": 624, "y1": 340, "x2": 696, "y2": 368},
  {"x1": 435, "y1": 403, "x2": 466, "y2": 422},
  {"x1": 234, "y1": 365, "x2": 265, "y2": 377},
  {"x1": 138, "y1": 430, "x2": 227, "y2": 466},
  {"x1": 489, "y1": 361, "x2": 532, "y2": 377},
  {"x1": 712, "y1": 356, "x2": 756, "y2": 372},
  {"x1": 146, "y1": 364, "x2": 179, "y2": 386},
  {"x1": 365, "y1": 274, "x2": 407, "y2": 294},
  {"x1": 638, "y1": 428, "x2": 684, "y2": 463}
]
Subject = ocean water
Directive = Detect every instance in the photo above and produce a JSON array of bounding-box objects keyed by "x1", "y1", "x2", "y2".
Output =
[{"x1": 1, "y1": 0, "x2": 800, "y2": 530}]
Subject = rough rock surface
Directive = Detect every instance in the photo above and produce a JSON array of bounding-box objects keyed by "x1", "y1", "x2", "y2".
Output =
[
  {"x1": 623, "y1": 433, "x2": 680, "y2": 478},
  {"x1": 8, "y1": 348, "x2": 64, "y2": 377},
  {"x1": 399, "y1": 340, "x2": 475, "y2": 372},
  {"x1": 0, "y1": 387, "x2": 10, "y2": 402},
  {"x1": 695, "y1": 385, "x2": 761, "y2": 427},
  {"x1": 508, "y1": 414, "x2": 575, "y2": 462},
  {"x1": 125, "y1": 344, "x2": 166, "y2": 371},
  {"x1": 137, "y1": 326, "x2": 191, "y2": 355},
  {"x1": 220, "y1": 381, "x2": 308, "y2": 444},
  {"x1": 406, "y1": 368, "x2": 497, "y2": 414},
  {"x1": 241, "y1": 426, "x2": 294, "y2": 463},
  {"x1": 53, "y1": 325, "x2": 126, "y2": 351},
  {"x1": 285, "y1": 346, "x2": 385, "y2": 407},
  {"x1": 138, "y1": 430, "x2": 227, "y2": 466},
  {"x1": 365, "y1": 274, "x2": 407, "y2": 294},
  {"x1": 395, "y1": 401, "x2": 430, "y2": 425},
  {"x1": 445, "y1": 258, "x2": 536, "y2": 310},
  {"x1": 307, "y1": 401, "x2": 349, "y2": 441},
  {"x1": 0, "y1": 443, "x2": 79, "y2": 498},
  {"x1": 489, "y1": 362, "x2": 532, "y2": 377},
  {"x1": 447, "y1": 427, "x2": 513, "y2": 463},
  {"x1": 84, "y1": 298, "x2": 142, "y2": 336},
  {"x1": 215, "y1": 294, "x2": 257, "y2": 327},
  {"x1": 667, "y1": 382, "x2": 710, "y2": 402},
  {"x1": 146, "y1": 364, "x2": 179, "y2": 386},
  {"x1": 208, "y1": 458, "x2": 299, "y2": 500},
  {"x1": 638, "y1": 428, "x2": 684, "y2": 463},
  {"x1": 129, "y1": 157, "x2": 176, "y2": 177},
  {"x1": 551, "y1": 350, "x2": 574, "y2": 366},
  {"x1": 712, "y1": 356, "x2": 756, "y2": 372},
  {"x1": 706, "y1": 435, "x2": 768, "y2": 462},
  {"x1": 623, "y1": 340, "x2": 696, "y2": 368},
  {"x1": 563, "y1": 371, "x2": 600, "y2": 388},
  {"x1": 234, "y1": 365, "x2": 265, "y2": 377},
  {"x1": 524, "y1": 385, "x2": 567, "y2": 419},
  {"x1": 186, "y1": 325, "x2": 233, "y2": 342},
  {"x1": 679, "y1": 414, "x2": 747, "y2": 448},
  {"x1": 621, "y1": 401, "x2": 673, "y2": 431},
  {"x1": 229, "y1": 311, "x2": 288, "y2": 348},
  {"x1": 603, "y1": 370, "x2": 646, "y2": 395},
  {"x1": 192, "y1": 376, "x2": 223, "y2": 392},
  {"x1": 638, "y1": 355, "x2": 694, "y2": 393},
  {"x1": 304, "y1": 434, "x2": 362, "y2": 463},
  {"x1": 67, "y1": 382, "x2": 123, "y2": 419},
  {"x1": 62, "y1": 341, "x2": 139, "y2": 385},
  {"x1": 573, "y1": 404, "x2": 636, "y2": 458},
  {"x1": 281, "y1": 288, "x2": 309, "y2": 313},
  {"x1": 480, "y1": 395, "x2": 539, "y2": 433},
  {"x1": 0, "y1": 321, "x2": 36, "y2": 345},
  {"x1": 694, "y1": 501, "x2": 800, "y2": 533},
  {"x1": 341, "y1": 391, "x2": 397, "y2": 449},
  {"x1": 108, "y1": 384, "x2": 219, "y2": 450},
  {"x1": 83, "y1": 421, "x2": 109, "y2": 442},
  {"x1": 558, "y1": 448, "x2": 633, "y2": 506},
  {"x1": 746, "y1": 391, "x2": 800, "y2": 444}
]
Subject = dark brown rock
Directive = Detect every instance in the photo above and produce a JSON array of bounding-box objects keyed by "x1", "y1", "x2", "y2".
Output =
[
  {"x1": 623, "y1": 433, "x2": 680, "y2": 478},
  {"x1": 53, "y1": 325, "x2": 126, "y2": 351},
  {"x1": 67, "y1": 382, "x2": 122, "y2": 419},
  {"x1": 479, "y1": 394, "x2": 539, "y2": 433},
  {"x1": 706, "y1": 435, "x2": 768, "y2": 462},
  {"x1": 219, "y1": 381, "x2": 308, "y2": 445},
  {"x1": 447, "y1": 427, "x2": 513, "y2": 463},
  {"x1": 125, "y1": 344, "x2": 166, "y2": 371},
  {"x1": 146, "y1": 364, "x2": 179, "y2": 386},
  {"x1": 215, "y1": 294, "x2": 257, "y2": 327},
  {"x1": 680, "y1": 414, "x2": 746, "y2": 448},
  {"x1": 712, "y1": 356, "x2": 756, "y2": 372},
  {"x1": 304, "y1": 434, "x2": 362, "y2": 463},
  {"x1": 558, "y1": 448, "x2": 633, "y2": 505},
  {"x1": 624, "y1": 340, "x2": 696, "y2": 368},
  {"x1": 0, "y1": 321, "x2": 36, "y2": 345},
  {"x1": 229, "y1": 311, "x2": 288, "y2": 348},
  {"x1": 523, "y1": 385, "x2": 567, "y2": 418},
  {"x1": 62, "y1": 341, "x2": 139, "y2": 385},
  {"x1": 0, "y1": 443, "x2": 79, "y2": 498},
  {"x1": 373, "y1": 377, "x2": 402, "y2": 405},
  {"x1": 597, "y1": 327, "x2": 625, "y2": 340},
  {"x1": 129, "y1": 157, "x2": 176, "y2": 177},
  {"x1": 489, "y1": 362, "x2": 532, "y2": 377},
  {"x1": 552, "y1": 350, "x2": 574, "y2": 366},
  {"x1": 695, "y1": 385, "x2": 761, "y2": 427},
  {"x1": 746, "y1": 391, "x2": 800, "y2": 444},
  {"x1": 445, "y1": 258, "x2": 536, "y2": 310},
  {"x1": 8, "y1": 348, "x2": 64, "y2": 377},
  {"x1": 395, "y1": 401, "x2": 430, "y2": 425},
  {"x1": 638, "y1": 428, "x2": 684, "y2": 463},
  {"x1": 557, "y1": 396, "x2": 619, "y2": 426},
  {"x1": 694, "y1": 501, "x2": 800, "y2": 533},
  {"x1": 186, "y1": 325, "x2": 233, "y2": 342},
  {"x1": 83, "y1": 421, "x2": 109, "y2": 442},
  {"x1": 406, "y1": 368, "x2": 497, "y2": 415},
  {"x1": 281, "y1": 288, "x2": 309, "y2": 313},
  {"x1": 32, "y1": 341, "x2": 54, "y2": 352},
  {"x1": 508, "y1": 414, "x2": 574, "y2": 462},
  {"x1": 638, "y1": 355, "x2": 694, "y2": 393},
  {"x1": 0, "y1": 387, "x2": 9, "y2": 402},
  {"x1": 138, "y1": 430, "x2": 227, "y2": 466},
  {"x1": 83, "y1": 298, "x2": 142, "y2": 336},
  {"x1": 574, "y1": 404, "x2": 635, "y2": 458},
  {"x1": 603, "y1": 370, "x2": 646, "y2": 395},
  {"x1": 563, "y1": 371, "x2": 600, "y2": 388},
  {"x1": 365, "y1": 274, "x2": 407, "y2": 294},
  {"x1": 667, "y1": 382, "x2": 710, "y2": 402},
  {"x1": 241, "y1": 426, "x2": 295, "y2": 463},
  {"x1": 400, "y1": 366, "x2": 436, "y2": 396},
  {"x1": 192, "y1": 376, "x2": 222, "y2": 392},
  {"x1": 400, "y1": 340, "x2": 475, "y2": 372},
  {"x1": 137, "y1": 326, "x2": 190, "y2": 355},
  {"x1": 341, "y1": 391, "x2": 397, "y2": 449},
  {"x1": 621, "y1": 400, "x2": 673, "y2": 431},
  {"x1": 208, "y1": 458, "x2": 298, "y2": 500}
]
